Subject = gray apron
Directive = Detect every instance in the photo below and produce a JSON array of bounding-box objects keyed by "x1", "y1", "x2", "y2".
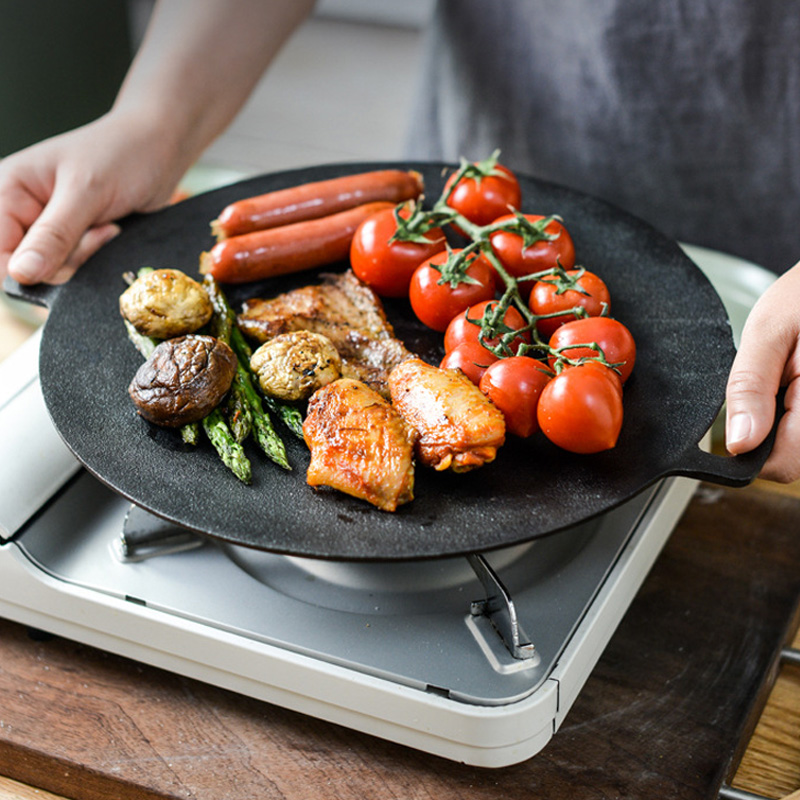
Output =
[{"x1": 406, "y1": 0, "x2": 800, "y2": 273}]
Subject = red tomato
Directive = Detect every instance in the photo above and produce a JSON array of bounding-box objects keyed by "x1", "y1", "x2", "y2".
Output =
[
  {"x1": 479, "y1": 356, "x2": 552, "y2": 438},
  {"x1": 409, "y1": 249, "x2": 497, "y2": 332},
  {"x1": 444, "y1": 160, "x2": 522, "y2": 232},
  {"x1": 548, "y1": 317, "x2": 636, "y2": 383},
  {"x1": 350, "y1": 204, "x2": 446, "y2": 297},
  {"x1": 440, "y1": 341, "x2": 499, "y2": 385},
  {"x1": 530, "y1": 269, "x2": 611, "y2": 339},
  {"x1": 561, "y1": 358, "x2": 624, "y2": 395},
  {"x1": 489, "y1": 214, "x2": 576, "y2": 298},
  {"x1": 444, "y1": 300, "x2": 530, "y2": 356},
  {"x1": 537, "y1": 361, "x2": 624, "y2": 453}
]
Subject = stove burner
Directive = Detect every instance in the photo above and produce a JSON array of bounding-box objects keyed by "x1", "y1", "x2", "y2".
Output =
[
  {"x1": 117, "y1": 500, "x2": 594, "y2": 637},
  {"x1": 219, "y1": 529, "x2": 590, "y2": 619}
]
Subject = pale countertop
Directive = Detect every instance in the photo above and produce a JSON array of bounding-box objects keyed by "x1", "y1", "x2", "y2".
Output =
[{"x1": 0, "y1": 296, "x2": 41, "y2": 363}]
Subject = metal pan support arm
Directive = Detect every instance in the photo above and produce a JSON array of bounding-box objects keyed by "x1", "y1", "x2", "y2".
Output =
[{"x1": 467, "y1": 553, "x2": 535, "y2": 660}]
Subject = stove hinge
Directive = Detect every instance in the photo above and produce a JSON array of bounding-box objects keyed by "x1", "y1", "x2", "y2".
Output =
[{"x1": 467, "y1": 553, "x2": 535, "y2": 661}]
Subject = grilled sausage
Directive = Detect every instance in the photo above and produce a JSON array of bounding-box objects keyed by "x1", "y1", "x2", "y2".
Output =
[
  {"x1": 210, "y1": 169, "x2": 423, "y2": 240},
  {"x1": 199, "y1": 201, "x2": 395, "y2": 284}
]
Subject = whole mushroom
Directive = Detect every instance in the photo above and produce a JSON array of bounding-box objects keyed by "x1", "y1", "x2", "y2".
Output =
[
  {"x1": 129, "y1": 334, "x2": 237, "y2": 427},
  {"x1": 250, "y1": 331, "x2": 342, "y2": 402},
  {"x1": 120, "y1": 269, "x2": 213, "y2": 339}
]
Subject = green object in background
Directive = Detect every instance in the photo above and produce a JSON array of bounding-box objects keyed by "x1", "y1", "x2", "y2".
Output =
[{"x1": 0, "y1": 0, "x2": 132, "y2": 157}]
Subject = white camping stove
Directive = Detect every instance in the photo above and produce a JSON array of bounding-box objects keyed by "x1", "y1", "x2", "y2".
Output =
[{"x1": 0, "y1": 329, "x2": 696, "y2": 768}]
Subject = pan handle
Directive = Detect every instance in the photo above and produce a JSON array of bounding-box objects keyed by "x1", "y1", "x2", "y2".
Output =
[
  {"x1": 672, "y1": 427, "x2": 777, "y2": 487},
  {"x1": 2, "y1": 276, "x2": 60, "y2": 309}
]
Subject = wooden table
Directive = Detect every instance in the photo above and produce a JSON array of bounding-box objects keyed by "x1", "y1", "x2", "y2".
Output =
[{"x1": 2, "y1": 308, "x2": 800, "y2": 800}]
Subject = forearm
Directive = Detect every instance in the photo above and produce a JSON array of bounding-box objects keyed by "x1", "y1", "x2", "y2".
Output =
[{"x1": 113, "y1": 0, "x2": 317, "y2": 173}]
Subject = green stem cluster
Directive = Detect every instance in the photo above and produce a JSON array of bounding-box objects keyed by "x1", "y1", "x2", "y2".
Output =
[
  {"x1": 394, "y1": 159, "x2": 619, "y2": 376},
  {"x1": 204, "y1": 275, "x2": 293, "y2": 471}
]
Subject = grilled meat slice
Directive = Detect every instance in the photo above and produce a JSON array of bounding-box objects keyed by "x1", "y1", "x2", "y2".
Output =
[
  {"x1": 388, "y1": 357, "x2": 506, "y2": 472},
  {"x1": 303, "y1": 378, "x2": 417, "y2": 512},
  {"x1": 238, "y1": 270, "x2": 412, "y2": 397}
]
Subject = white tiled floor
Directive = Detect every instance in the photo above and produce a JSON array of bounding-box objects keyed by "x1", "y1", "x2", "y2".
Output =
[{"x1": 191, "y1": 15, "x2": 427, "y2": 191}]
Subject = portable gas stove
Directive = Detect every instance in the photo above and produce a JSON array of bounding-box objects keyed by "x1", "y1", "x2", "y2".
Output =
[{"x1": 0, "y1": 326, "x2": 699, "y2": 768}]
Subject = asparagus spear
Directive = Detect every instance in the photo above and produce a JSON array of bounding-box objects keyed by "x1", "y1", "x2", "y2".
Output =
[
  {"x1": 123, "y1": 277, "x2": 248, "y2": 479},
  {"x1": 202, "y1": 407, "x2": 252, "y2": 484},
  {"x1": 201, "y1": 274, "x2": 303, "y2": 438},
  {"x1": 234, "y1": 359, "x2": 291, "y2": 469},
  {"x1": 181, "y1": 420, "x2": 201, "y2": 446},
  {"x1": 206, "y1": 280, "x2": 254, "y2": 444},
  {"x1": 204, "y1": 276, "x2": 292, "y2": 469},
  {"x1": 123, "y1": 318, "x2": 157, "y2": 358}
]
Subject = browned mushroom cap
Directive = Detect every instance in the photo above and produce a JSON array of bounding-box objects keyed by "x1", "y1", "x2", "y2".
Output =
[
  {"x1": 120, "y1": 269, "x2": 213, "y2": 339},
  {"x1": 250, "y1": 330, "x2": 342, "y2": 401},
  {"x1": 129, "y1": 335, "x2": 237, "y2": 427}
]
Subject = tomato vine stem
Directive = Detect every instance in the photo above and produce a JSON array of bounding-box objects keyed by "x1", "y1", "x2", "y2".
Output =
[{"x1": 392, "y1": 157, "x2": 620, "y2": 377}]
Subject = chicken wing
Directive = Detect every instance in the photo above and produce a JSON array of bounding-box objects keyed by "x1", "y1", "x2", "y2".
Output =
[
  {"x1": 303, "y1": 378, "x2": 417, "y2": 512},
  {"x1": 388, "y1": 357, "x2": 506, "y2": 472}
]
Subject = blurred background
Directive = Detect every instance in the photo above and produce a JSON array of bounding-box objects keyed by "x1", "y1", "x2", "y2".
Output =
[
  {"x1": 0, "y1": 0, "x2": 434, "y2": 182},
  {"x1": 0, "y1": 0, "x2": 778, "y2": 366},
  {"x1": 0, "y1": 0, "x2": 435, "y2": 357}
]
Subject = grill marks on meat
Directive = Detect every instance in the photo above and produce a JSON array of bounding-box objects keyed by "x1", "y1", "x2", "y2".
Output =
[
  {"x1": 303, "y1": 378, "x2": 417, "y2": 512},
  {"x1": 238, "y1": 271, "x2": 412, "y2": 397}
]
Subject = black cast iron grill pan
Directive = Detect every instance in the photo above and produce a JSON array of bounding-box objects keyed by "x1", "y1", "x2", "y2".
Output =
[{"x1": 4, "y1": 162, "x2": 774, "y2": 560}]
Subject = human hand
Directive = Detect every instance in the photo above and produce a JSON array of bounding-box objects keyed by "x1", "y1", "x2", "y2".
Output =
[
  {"x1": 0, "y1": 111, "x2": 185, "y2": 286},
  {"x1": 725, "y1": 262, "x2": 800, "y2": 482}
]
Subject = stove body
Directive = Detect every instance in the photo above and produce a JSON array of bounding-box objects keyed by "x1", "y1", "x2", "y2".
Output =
[{"x1": 0, "y1": 330, "x2": 696, "y2": 767}]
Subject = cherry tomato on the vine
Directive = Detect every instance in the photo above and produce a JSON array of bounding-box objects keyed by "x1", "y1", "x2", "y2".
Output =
[
  {"x1": 530, "y1": 269, "x2": 610, "y2": 339},
  {"x1": 350, "y1": 204, "x2": 446, "y2": 298},
  {"x1": 444, "y1": 299, "x2": 530, "y2": 356},
  {"x1": 489, "y1": 214, "x2": 576, "y2": 298},
  {"x1": 409, "y1": 248, "x2": 497, "y2": 332},
  {"x1": 548, "y1": 316, "x2": 636, "y2": 383},
  {"x1": 479, "y1": 356, "x2": 552, "y2": 438},
  {"x1": 440, "y1": 341, "x2": 499, "y2": 386},
  {"x1": 444, "y1": 159, "x2": 522, "y2": 233},
  {"x1": 537, "y1": 360, "x2": 623, "y2": 453}
]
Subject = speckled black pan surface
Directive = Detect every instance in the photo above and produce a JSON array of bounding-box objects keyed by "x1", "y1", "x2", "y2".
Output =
[{"x1": 7, "y1": 162, "x2": 774, "y2": 560}]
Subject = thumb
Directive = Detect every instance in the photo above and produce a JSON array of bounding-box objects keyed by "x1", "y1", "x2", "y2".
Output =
[{"x1": 725, "y1": 314, "x2": 786, "y2": 456}]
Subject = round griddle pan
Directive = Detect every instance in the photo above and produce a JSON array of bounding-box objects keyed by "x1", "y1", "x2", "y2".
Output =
[{"x1": 5, "y1": 162, "x2": 775, "y2": 560}]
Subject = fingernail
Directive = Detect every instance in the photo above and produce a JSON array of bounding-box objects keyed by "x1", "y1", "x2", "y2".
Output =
[
  {"x1": 727, "y1": 411, "x2": 752, "y2": 448},
  {"x1": 8, "y1": 250, "x2": 46, "y2": 283}
]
